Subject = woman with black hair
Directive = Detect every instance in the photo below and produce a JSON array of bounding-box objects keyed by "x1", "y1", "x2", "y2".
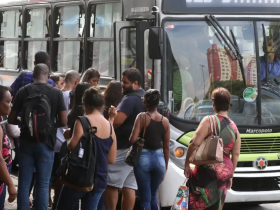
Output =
[
  {"x1": 103, "y1": 81, "x2": 122, "y2": 120},
  {"x1": 0, "y1": 86, "x2": 17, "y2": 204},
  {"x1": 57, "y1": 87, "x2": 117, "y2": 210},
  {"x1": 129, "y1": 89, "x2": 170, "y2": 210},
  {"x1": 67, "y1": 83, "x2": 91, "y2": 129}
]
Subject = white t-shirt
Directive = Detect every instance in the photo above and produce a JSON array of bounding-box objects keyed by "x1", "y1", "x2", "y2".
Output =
[{"x1": 54, "y1": 90, "x2": 71, "y2": 153}]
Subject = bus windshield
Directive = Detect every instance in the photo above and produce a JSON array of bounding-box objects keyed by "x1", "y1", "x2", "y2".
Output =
[{"x1": 166, "y1": 20, "x2": 280, "y2": 125}]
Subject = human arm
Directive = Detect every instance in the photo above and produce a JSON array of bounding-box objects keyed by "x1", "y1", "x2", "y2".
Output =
[
  {"x1": 231, "y1": 131, "x2": 241, "y2": 172},
  {"x1": 184, "y1": 117, "x2": 211, "y2": 178},
  {"x1": 113, "y1": 111, "x2": 127, "y2": 129},
  {"x1": 108, "y1": 106, "x2": 117, "y2": 125},
  {"x1": 66, "y1": 119, "x2": 83, "y2": 151},
  {"x1": 56, "y1": 90, "x2": 67, "y2": 127},
  {"x1": 0, "y1": 127, "x2": 17, "y2": 202},
  {"x1": 129, "y1": 113, "x2": 142, "y2": 145},
  {"x1": 57, "y1": 111, "x2": 67, "y2": 127},
  {"x1": 108, "y1": 129, "x2": 117, "y2": 164},
  {"x1": 162, "y1": 117, "x2": 170, "y2": 171},
  {"x1": 8, "y1": 88, "x2": 25, "y2": 125},
  {"x1": 113, "y1": 97, "x2": 135, "y2": 129},
  {"x1": 227, "y1": 131, "x2": 241, "y2": 189}
]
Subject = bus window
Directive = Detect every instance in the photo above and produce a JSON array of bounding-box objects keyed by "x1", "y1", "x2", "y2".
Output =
[
  {"x1": 87, "y1": 3, "x2": 121, "y2": 77},
  {"x1": 53, "y1": 5, "x2": 85, "y2": 73},
  {"x1": 0, "y1": 10, "x2": 22, "y2": 70},
  {"x1": 120, "y1": 28, "x2": 136, "y2": 73},
  {"x1": 165, "y1": 21, "x2": 257, "y2": 125},
  {"x1": 257, "y1": 21, "x2": 280, "y2": 125},
  {"x1": 24, "y1": 8, "x2": 49, "y2": 70}
]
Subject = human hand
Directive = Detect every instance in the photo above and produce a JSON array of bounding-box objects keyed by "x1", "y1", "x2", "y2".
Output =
[
  {"x1": 108, "y1": 106, "x2": 117, "y2": 121},
  {"x1": 7, "y1": 184, "x2": 17, "y2": 203},
  {"x1": 184, "y1": 161, "x2": 192, "y2": 178},
  {"x1": 63, "y1": 129, "x2": 72, "y2": 140}
]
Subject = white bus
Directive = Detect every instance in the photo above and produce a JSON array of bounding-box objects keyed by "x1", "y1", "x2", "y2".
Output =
[{"x1": 1, "y1": 0, "x2": 280, "y2": 208}]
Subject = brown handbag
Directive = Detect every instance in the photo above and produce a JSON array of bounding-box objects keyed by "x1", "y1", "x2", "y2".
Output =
[{"x1": 189, "y1": 115, "x2": 223, "y2": 165}]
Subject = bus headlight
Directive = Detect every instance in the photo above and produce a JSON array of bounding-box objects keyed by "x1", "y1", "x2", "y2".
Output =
[{"x1": 169, "y1": 139, "x2": 187, "y2": 169}]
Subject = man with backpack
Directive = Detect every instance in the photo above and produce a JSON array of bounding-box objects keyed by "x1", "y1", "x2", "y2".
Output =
[
  {"x1": 104, "y1": 68, "x2": 145, "y2": 210},
  {"x1": 10, "y1": 51, "x2": 55, "y2": 97},
  {"x1": 8, "y1": 64, "x2": 67, "y2": 210}
]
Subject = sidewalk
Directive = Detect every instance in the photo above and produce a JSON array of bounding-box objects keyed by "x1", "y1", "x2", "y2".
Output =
[
  {"x1": 4, "y1": 174, "x2": 55, "y2": 210},
  {"x1": 4, "y1": 174, "x2": 18, "y2": 210}
]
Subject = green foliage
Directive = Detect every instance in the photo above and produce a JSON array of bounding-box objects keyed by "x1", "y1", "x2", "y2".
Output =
[{"x1": 205, "y1": 80, "x2": 254, "y2": 99}]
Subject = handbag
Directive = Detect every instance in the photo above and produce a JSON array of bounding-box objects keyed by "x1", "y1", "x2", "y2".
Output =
[
  {"x1": 124, "y1": 113, "x2": 147, "y2": 167},
  {"x1": 171, "y1": 179, "x2": 189, "y2": 210},
  {"x1": 189, "y1": 115, "x2": 223, "y2": 165}
]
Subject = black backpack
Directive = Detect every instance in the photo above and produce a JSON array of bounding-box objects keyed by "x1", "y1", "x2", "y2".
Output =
[
  {"x1": 58, "y1": 116, "x2": 98, "y2": 192},
  {"x1": 21, "y1": 84, "x2": 53, "y2": 143}
]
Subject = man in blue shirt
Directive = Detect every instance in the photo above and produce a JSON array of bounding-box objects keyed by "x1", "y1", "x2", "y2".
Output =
[
  {"x1": 10, "y1": 51, "x2": 54, "y2": 97},
  {"x1": 260, "y1": 42, "x2": 280, "y2": 81},
  {"x1": 104, "y1": 68, "x2": 145, "y2": 210}
]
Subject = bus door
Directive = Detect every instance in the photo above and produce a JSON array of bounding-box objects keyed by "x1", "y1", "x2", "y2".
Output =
[{"x1": 114, "y1": 21, "x2": 153, "y2": 89}]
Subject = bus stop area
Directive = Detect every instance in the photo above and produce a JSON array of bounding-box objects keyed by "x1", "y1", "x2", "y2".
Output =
[{"x1": 2, "y1": 174, "x2": 280, "y2": 210}]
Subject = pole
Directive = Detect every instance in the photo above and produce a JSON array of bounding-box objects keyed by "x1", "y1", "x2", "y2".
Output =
[{"x1": 200, "y1": 64, "x2": 205, "y2": 98}]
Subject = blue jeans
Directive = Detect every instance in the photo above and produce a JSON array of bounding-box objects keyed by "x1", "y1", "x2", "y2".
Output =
[
  {"x1": 134, "y1": 149, "x2": 166, "y2": 210},
  {"x1": 0, "y1": 161, "x2": 12, "y2": 210},
  {"x1": 17, "y1": 140, "x2": 54, "y2": 210},
  {"x1": 57, "y1": 185, "x2": 105, "y2": 210},
  {"x1": 97, "y1": 194, "x2": 105, "y2": 210}
]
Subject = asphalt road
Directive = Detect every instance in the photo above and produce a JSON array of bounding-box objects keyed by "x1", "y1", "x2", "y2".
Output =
[{"x1": 224, "y1": 203, "x2": 280, "y2": 210}]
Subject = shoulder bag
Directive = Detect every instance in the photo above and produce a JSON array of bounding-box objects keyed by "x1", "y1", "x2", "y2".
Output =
[
  {"x1": 124, "y1": 113, "x2": 147, "y2": 167},
  {"x1": 189, "y1": 115, "x2": 223, "y2": 165}
]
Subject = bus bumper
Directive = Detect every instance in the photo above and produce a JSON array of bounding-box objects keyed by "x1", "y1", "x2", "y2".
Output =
[
  {"x1": 226, "y1": 189, "x2": 280, "y2": 203},
  {"x1": 158, "y1": 160, "x2": 186, "y2": 207},
  {"x1": 158, "y1": 161, "x2": 280, "y2": 207}
]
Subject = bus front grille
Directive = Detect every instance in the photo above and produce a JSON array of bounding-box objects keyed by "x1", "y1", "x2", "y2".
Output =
[
  {"x1": 232, "y1": 177, "x2": 280, "y2": 191},
  {"x1": 240, "y1": 136, "x2": 280, "y2": 154}
]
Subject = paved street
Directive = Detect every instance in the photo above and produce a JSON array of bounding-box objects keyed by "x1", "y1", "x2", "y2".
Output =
[
  {"x1": 224, "y1": 203, "x2": 280, "y2": 210},
  {"x1": 3, "y1": 174, "x2": 280, "y2": 210}
]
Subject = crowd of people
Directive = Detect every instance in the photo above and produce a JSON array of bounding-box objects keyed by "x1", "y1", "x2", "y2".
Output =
[
  {"x1": 0, "y1": 50, "x2": 241, "y2": 210},
  {"x1": 0, "y1": 50, "x2": 171, "y2": 210}
]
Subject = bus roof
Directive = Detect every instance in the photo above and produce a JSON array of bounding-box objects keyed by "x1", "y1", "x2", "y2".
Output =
[
  {"x1": 163, "y1": 0, "x2": 280, "y2": 14},
  {"x1": 0, "y1": 0, "x2": 84, "y2": 7}
]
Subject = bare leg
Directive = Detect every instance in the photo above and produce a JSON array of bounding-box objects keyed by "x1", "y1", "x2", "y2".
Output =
[
  {"x1": 104, "y1": 185, "x2": 119, "y2": 210},
  {"x1": 122, "y1": 187, "x2": 135, "y2": 210}
]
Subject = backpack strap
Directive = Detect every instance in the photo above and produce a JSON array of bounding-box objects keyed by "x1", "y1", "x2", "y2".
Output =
[
  {"x1": 77, "y1": 116, "x2": 90, "y2": 134},
  {"x1": 24, "y1": 84, "x2": 37, "y2": 96}
]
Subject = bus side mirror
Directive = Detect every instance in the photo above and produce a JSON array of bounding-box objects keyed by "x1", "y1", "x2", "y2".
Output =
[{"x1": 148, "y1": 27, "x2": 163, "y2": 59}]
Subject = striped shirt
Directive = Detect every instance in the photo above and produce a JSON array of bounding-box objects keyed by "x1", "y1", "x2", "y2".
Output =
[{"x1": 10, "y1": 71, "x2": 55, "y2": 97}]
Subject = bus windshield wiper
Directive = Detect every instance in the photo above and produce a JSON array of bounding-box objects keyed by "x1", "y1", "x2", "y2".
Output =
[
  {"x1": 206, "y1": 15, "x2": 246, "y2": 86},
  {"x1": 262, "y1": 24, "x2": 269, "y2": 83}
]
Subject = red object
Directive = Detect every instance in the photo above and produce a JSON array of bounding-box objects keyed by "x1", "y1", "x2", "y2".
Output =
[
  {"x1": 177, "y1": 196, "x2": 183, "y2": 205},
  {"x1": 34, "y1": 115, "x2": 39, "y2": 143}
]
